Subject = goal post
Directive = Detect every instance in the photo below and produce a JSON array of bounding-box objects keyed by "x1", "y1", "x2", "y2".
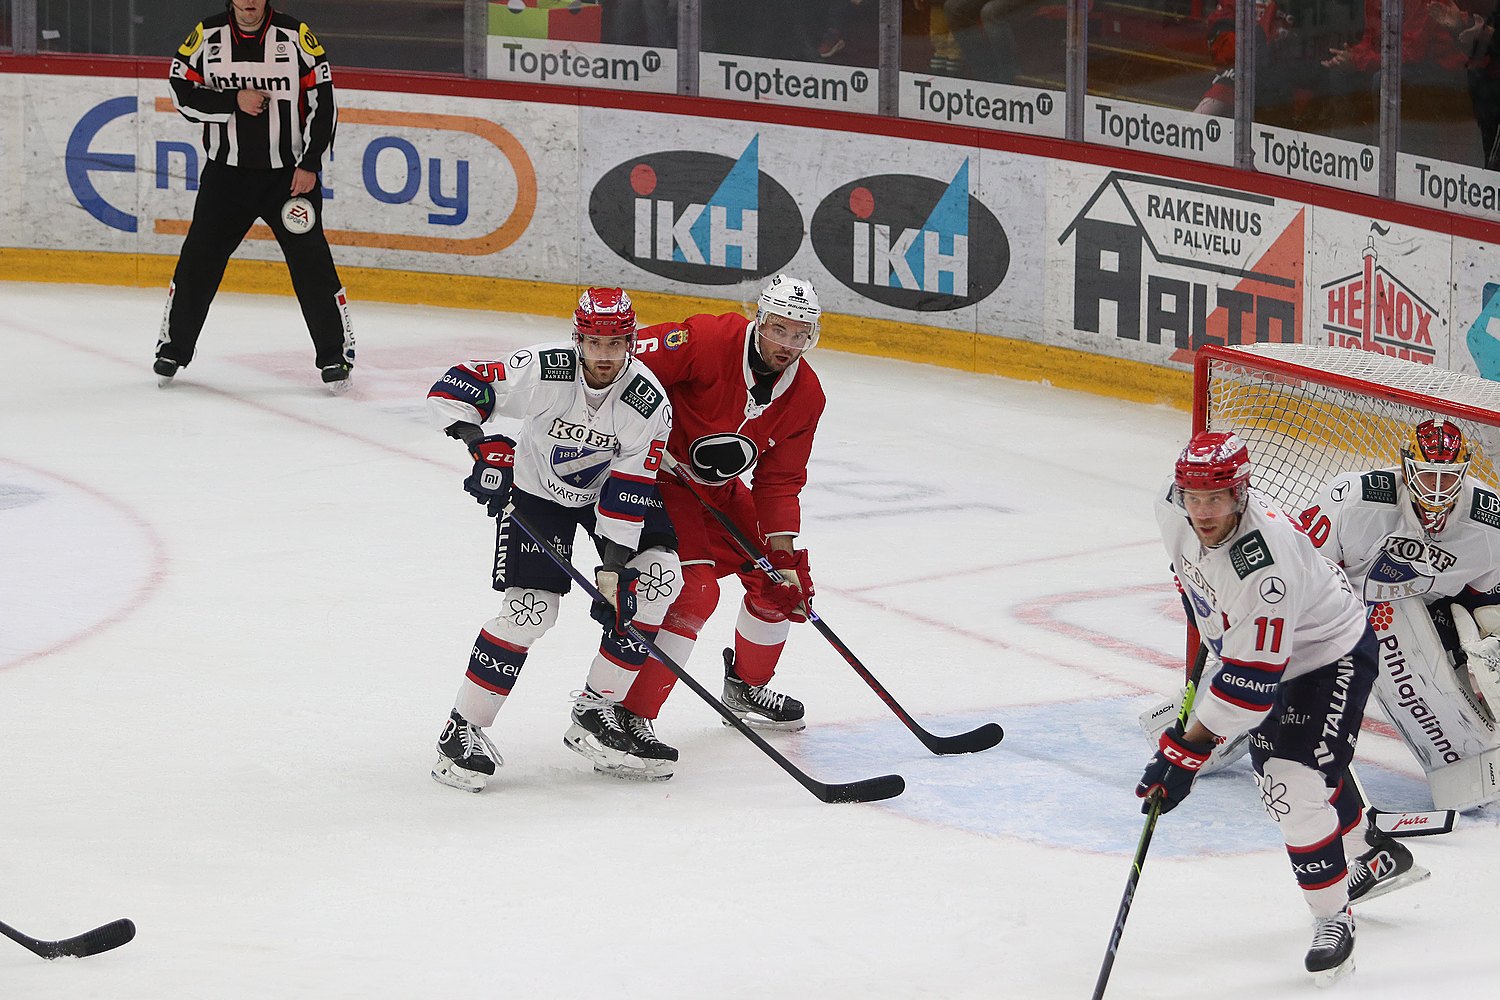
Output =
[{"x1": 1193, "y1": 343, "x2": 1500, "y2": 516}]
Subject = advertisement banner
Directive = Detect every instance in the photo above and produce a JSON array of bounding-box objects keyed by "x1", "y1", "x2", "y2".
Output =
[
  {"x1": 899, "y1": 73, "x2": 1064, "y2": 139},
  {"x1": 576, "y1": 107, "x2": 1043, "y2": 339},
  {"x1": 1396, "y1": 154, "x2": 1500, "y2": 223},
  {"x1": 1083, "y1": 96, "x2": 1235, "y2": 167},
  {"x1": 1306, "y1": 212, "x2": 1452, "y2": 367},
  {"x1": 697, "y1": 52, "x2": 878, "y2": 115},
  {"x1": 1046, "y1": 166, "x2": 1307, "y2": 366},
  {"x1": 1252, "y1": 124, "x2": 1379, "y2": 197},
  {"x1": 12, "y1": 74, "x2": 578, "y2": 281},
  {"x1": 486, "y1": 37, "x2": 677, "y2": 93},
  {"x1": 1450, "y1": 236, "x2": 1500, "y2": 380}
]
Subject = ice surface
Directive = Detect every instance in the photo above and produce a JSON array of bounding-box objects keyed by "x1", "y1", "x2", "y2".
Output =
[{"x1": 0, "y1": 283, "x2": 1493, "y2": 998}]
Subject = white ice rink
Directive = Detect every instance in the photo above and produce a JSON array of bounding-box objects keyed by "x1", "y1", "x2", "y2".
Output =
[{"x1": 1, "y1": 282, "x2": 1495, "y2": 999}]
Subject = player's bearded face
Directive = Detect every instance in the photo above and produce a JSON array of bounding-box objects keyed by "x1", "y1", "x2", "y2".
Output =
[
  {"x1": 578, "y1": 334, "x2": 631, "y2": 386},
  {"x1": 757, "y1": 315, "x2": 814, "y2": 370},
  {"x1": 1182, "y1": 488, "x2": 1239, "y2": 547}
]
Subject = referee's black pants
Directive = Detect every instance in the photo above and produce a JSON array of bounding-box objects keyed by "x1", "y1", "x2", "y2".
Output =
[{"x1": 158, "y1": 159, "x2": 353, "y2": 371}]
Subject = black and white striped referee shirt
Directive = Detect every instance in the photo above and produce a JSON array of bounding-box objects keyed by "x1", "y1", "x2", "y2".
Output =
[{"x1": 169, "y1": 10, "x2": 337, "y2": 172}]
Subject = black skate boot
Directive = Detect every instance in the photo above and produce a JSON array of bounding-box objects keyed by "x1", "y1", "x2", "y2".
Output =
[
  {"x1": 1305, "y1": 907, "x2": 1354, "y2": 986},
  {"x1": 563, "y1": 687, "x2": 637, "y2": 774},
  {"x1": 617, "y1": 707, "x2": 677, "y2": 781},
  {"x1": 154, "y1": 357, "x2": 179, "y2": 388},
  {"x1": 1348, "y1": 828, "x2": 1429, "y2": 904},
  {"x1": 432, "y1": 709, "x2": 501, "y2": 793},
  {"x1": 321, "y1": 363, "x2": 352, "y2": 395},
  {"x1": 722, "y1": 649, "x2": 806, "y2": 732}
]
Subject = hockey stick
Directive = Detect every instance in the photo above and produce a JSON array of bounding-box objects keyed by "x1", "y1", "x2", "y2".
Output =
[
  {"x1": 1345, "y1": 767, "x2": 1457, "y2": 839},
  {"x1": 1091, "y1": 645, "x2": 1209, "y2": 1000},
  {"x1": 500, "y1": 502, "x2": 905, "y2": 804},
  {"x1": 661, "y1": 455, "x2": 1003, "y2": 756},
  {"x1": 0, "y1": 917, "x2": 135, "y2": 960}
]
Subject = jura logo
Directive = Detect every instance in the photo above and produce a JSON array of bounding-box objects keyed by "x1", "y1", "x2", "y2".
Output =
[{"x1": 589, "y1": 137, "x2": 801, "y2": 284}]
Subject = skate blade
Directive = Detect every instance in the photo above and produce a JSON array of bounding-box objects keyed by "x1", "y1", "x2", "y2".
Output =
[
  {"x1": 1351, "y1": 864, "x2": 1431, "y2": 905},
  {"x1": 431, "y1": 758, "x2": 487, "y2": 793},
  {"x1": 721, "y1": 713, "x2": 806, "y2": 733},
  {"x1": 325, "y1": 378, "x2": 353, "y2": 396},
  {"x1": 1312, "y1": 956, "x2": 1354, "y2": 988},
  {"x1": 593, "y1": 761, "x2": 674, "y2": 782},
  {"x1": 562, "y1": 728, "x2": 632, "y2": 769}
]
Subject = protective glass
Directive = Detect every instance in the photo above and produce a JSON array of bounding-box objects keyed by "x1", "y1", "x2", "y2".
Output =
[{"x1": 756, "y1": 314, "x2": 817, "y2": 351}]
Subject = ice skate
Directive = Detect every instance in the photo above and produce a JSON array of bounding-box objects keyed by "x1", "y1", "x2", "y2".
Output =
[
  {"x1": 1305, "y1": 907, "x2": 1355, "y2": 987},
  {"x1": 154, "y1": 357, "x2": 179, "y2": 387},
  {"x1": 616, "y1": 707, "x2": 676, "y2": 781},
  {"x1": 431, "y1": 709, "x2": 500, "y2": 793},
  {"x1": 321, "y1": 363, "x2": 352, "y2": 395},
  {"x1": 1347, "y1": 829, "x2": 1429, "y2": 904},
  {"x1": 721, "y1": 649, "x2": 805, "y2": 731},
  {"x1": 563, "y1": 687, "x2": 637, "y2": 774}
]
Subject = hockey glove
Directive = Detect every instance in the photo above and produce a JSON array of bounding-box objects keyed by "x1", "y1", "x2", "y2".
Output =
[
  {"x1": 1454, "y1": 605, "x2": 1500, "y2": 713},
  {"x1": 463, "y1": 434, "x2": 516, "y2": 516},
  {"x1": 764, "y1": 548, "x2": 814, "y2": 623},
  {"x1": 1135, "y1": 724, "x2": 1214, "y2": 814},
  {"x1": 590, "y1": 567, "x2": 641, "y2": 632}
]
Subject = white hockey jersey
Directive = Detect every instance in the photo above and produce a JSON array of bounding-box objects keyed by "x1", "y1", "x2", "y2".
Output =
[
  {"x1": 427, "y1": 343, "x2": 673, "y2": 551},
  {"x1": 1155, "y1": 481, "x2": 1368, "y2": 737},
  {"x1": 1297, "y1": 468, "x2": 1500, "y2": 605}
]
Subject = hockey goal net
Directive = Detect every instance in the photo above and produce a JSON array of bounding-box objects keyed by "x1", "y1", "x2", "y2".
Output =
[{"x1": 1194, "y1": 344, "x2": 1500, "y2": 515}]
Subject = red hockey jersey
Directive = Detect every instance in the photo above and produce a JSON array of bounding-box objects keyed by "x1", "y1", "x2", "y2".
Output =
[{"x1": 635, "y1": 312, "x2": 825, "y2": 536}]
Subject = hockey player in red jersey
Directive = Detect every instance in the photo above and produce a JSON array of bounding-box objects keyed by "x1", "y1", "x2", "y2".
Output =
[{"x1": 619, "y1": 274, "x2": 826, "y2": 739}]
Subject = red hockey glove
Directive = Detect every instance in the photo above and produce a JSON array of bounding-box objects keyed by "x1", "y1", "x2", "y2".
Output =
[
  {"x1": 765, "y1": 548, "x2": 814, "y2": 623},
  {"x1": 1135, "y1": 725, "x2": 1214, "y2": 815}
]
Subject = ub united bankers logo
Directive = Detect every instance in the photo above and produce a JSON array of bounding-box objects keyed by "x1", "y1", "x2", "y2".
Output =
[
  {"x1": 590, "y1": 136, "x2": 801, "y2": 284},
  {"x1": 810, "y1": 159, "x2": 1007, "y2": 311}
]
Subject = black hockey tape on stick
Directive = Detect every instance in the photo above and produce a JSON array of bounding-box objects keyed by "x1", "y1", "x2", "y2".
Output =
[
  {"x1": 498, "y1": 501, "x2": 904, "y2": 804},
  {"x1": 661, "y1": 454, "x2": 1003, "y2": 756},
  {"x1": 0, "y1": 917, "x2": 135, "y2": 960}
]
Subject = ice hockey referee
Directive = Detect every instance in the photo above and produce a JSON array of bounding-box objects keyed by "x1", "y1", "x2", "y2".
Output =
[{"x1": 155, "y1": 1, "x2": 355, "y2": 394}]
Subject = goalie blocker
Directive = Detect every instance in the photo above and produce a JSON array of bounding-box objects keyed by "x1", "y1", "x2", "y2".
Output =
[{"x1": 1369, "y1": 597, "x2": 1500, "y2": 811}]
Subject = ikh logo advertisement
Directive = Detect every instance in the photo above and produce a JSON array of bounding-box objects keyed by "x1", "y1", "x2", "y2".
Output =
[
  {"x1": 589, "y1": 136, "x2": 801, "y2": 284},
  {"x1": 1056, "y1": 171, "x2": 1305, "y2": 361},
  {"x1": 809, "y1": 160, "x2": 1007, "y2": 311},
  {"x1": 1318, "y1": 224, "x2": 1439, "y2": 365}
]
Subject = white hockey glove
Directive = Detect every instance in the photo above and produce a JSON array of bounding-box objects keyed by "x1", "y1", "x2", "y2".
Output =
[
  {"x1": 1453, "y1": 605, "x2": 1500, "y2": 718},
  {"x1": 1138, "y1": 667, "x2": 1251, "y2": 776}
]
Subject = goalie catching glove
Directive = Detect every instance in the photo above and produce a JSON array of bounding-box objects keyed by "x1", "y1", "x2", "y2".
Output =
[
  {"x1": 463, "y1": 434, "x2": 516, "y2": 516},
  {"x1": 1136, "y1": 724, "x2": 1215, "y2": 814},
  {"x1": 1453, "y1": 604, "x2": 1500, "y2": 717},
  {"x1": 764, "y1": 548, "x2": 814, "y2": 623}
]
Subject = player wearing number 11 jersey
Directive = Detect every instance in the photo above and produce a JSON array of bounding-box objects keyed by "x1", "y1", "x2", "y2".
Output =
[{"x1": 1142, "y1": 431, "x2": 1385, "y2": 984}]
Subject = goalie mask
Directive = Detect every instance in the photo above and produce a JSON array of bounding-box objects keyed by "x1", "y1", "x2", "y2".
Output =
[
  {"x1": 1401, "y1": 419, "x2": 1472, "y2": 535},
  {"x1": 573, "y1": 286, "x2": 636, "y2": 388},
  {"x1": 753, "y1": 274, "x2": 820, "y2": 363}
]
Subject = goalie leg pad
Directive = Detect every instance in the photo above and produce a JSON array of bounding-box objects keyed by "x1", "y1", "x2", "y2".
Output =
[{"x1": 1369, "y1": 599, "x2": 1499, "y2": 794}]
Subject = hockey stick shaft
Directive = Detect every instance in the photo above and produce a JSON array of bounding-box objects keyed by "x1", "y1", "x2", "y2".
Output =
[
  {"x1": 501, "y1": 503, "x2": 905, "y2": 804},
  {"x1": 662, "y1": 456, "x2": 1003, "y2": 756},
  {"x1": 1091, "y1": 646, "x2": 1209, "y2": 1000},
  {"x1": 0, "y1": 917, "x2": 136, "y2": 960}
]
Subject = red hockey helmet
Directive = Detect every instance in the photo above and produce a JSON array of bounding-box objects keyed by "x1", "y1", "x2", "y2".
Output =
[
  {"x1": 573, "y1": 287, "x2": 637, "y2": 384},
  {"x1": 1174, "y1": 431, "x2": 1252, "y2": 508},
  {"x1": 1401, "y1": 419, "x2": 1471, "y2": 533}
]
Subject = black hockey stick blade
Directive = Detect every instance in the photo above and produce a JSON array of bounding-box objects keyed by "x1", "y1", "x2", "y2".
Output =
[
  {"x1": 818, "y1": 772, "x2": 906, "y2": 804},
  {"x1": 1370, "y1": 806, "x2": 1457, "y2": 838},
  {"x1": 912, "y1": 720, "x2": 1005, "y2": 756},
  {"x1": 500, "y1": 503, "x2": 906, "y2": 804},
  {"x1": 0, "y1": 917, "x2": 136, "y2": 960}
]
